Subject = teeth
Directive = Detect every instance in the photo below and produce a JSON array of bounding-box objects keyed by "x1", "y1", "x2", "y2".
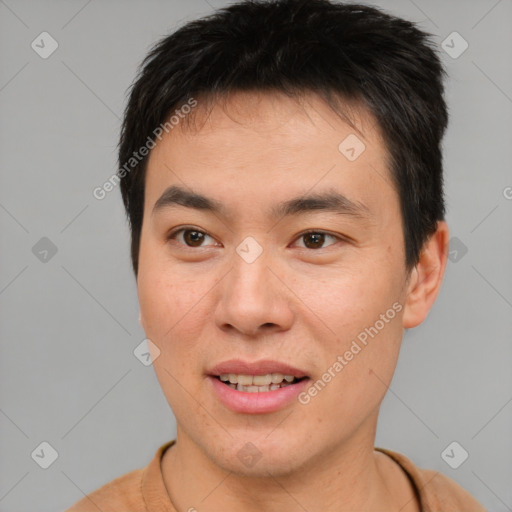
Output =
[
  {"x1": 218, "y1": 373, "x2": 301, "y2": 392},
  {"x1": 271, "y1": 373, "x2": 284, "y2": 384},
  {"x1": 238, "y1": 374, "x2": 253, "y2": 386},
  {"x1": 253, "y1": 374, "x2": 272, "y2": 386},
  {"x1": 219, "y1": 373, "x2": 296, "y2": 386}
]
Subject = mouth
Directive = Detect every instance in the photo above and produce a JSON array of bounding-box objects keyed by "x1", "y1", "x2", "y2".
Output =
[
  {"x1": 214, "y1": 373, "x2": 308, "y2": 392},
  {"x1": 207, "y1": 359, "x2": 311, "y2": 413}
]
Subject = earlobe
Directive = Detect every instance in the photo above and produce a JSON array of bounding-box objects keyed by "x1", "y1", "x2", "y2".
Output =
[{"x1": 402, "y1": 221, "x2": 450, "y2": 329}]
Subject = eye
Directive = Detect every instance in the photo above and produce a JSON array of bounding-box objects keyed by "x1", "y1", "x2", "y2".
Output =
[
  {"x1": 166, "y1": 227, "x2": 218, "y2": 248},
  {"x1": 166, "y1": 227, "x2": 343, "y2": 250},
  {"x1": 292, "y1": 230, "x2": 341, "y2": 250}
]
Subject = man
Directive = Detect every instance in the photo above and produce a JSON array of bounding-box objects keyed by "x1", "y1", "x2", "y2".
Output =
[{"x1": 67, "y1": 0, "x2": 487, "y2": 510}]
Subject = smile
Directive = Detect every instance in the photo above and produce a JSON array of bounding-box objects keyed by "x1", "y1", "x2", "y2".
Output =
[{"x1": 217, "y1": 373, "x2": 306, "y2": 392}]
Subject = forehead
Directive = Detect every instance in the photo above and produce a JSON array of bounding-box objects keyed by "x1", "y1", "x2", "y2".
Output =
[
  {"x1": 144, "y1": 90, "x2": 396, "y2": 221},
  {"x1": 175, "y1": 90, "x2": 380, "y2": 152}
]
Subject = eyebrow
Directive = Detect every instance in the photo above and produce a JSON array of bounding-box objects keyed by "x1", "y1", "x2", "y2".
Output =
[{"x1": 152, "y1": 184, "x2": 371, "y2": 220}]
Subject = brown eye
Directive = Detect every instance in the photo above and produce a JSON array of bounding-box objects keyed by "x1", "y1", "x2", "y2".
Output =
[
  {"x1": 167, "y1": 228, "x2": 215, "y2": 248},
  {"x1": 303, "y1": 232, "x2": 325, "y2": 249},
  {"x1": 183, "y1": 230, "x2": 205, "y2": 247},
  {"x1": 295, "y1": 231, "x2": 339, "y2": 250}
]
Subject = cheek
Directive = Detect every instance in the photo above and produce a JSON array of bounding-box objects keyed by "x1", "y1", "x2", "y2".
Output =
[
  {"x1": 327, "y1": 271, "x2": 404, "y2": 374},
  {"x1": 295, "y1": 261, "x2": 404, "y2": 407},
  {"x1": 295, "y1": 258, "x2": 401, "y2": 334},
  {"x1": 138, "y1": 260, "x2": 209, "y2": 337},
  {"x1": 137, "y1": 266, "x2": 213, "y2": 406}
]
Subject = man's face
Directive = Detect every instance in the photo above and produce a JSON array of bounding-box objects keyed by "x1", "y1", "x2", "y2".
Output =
[{"x1": 138, "y1": 91, "x2": 412, "y2": 476}]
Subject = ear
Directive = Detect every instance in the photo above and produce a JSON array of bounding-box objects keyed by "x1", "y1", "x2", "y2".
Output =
[{"x1": 402, "y1": 221, "x2": 450, "y2": 329}]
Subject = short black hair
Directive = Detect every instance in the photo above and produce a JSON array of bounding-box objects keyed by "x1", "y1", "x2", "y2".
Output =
[{"x1": 118, "y1": 0, "x2": 448, "y2": 278}]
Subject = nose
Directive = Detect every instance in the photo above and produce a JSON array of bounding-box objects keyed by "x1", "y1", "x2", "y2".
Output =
[{"x1": 214, "y1": 245, "x2": 294, "y2": 337}]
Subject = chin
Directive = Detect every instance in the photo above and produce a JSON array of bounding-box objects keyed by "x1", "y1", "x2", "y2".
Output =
[{"x1": 207, "y1": 434, "x2": 310, "y2": 478}]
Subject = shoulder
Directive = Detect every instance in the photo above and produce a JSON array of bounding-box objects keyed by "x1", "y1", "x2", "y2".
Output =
[
  {"x1": 375, "y1": 447, "x2": 487, "y2": 512},
  {"x1": 418, "y1": 468, "x2": 488, "y2": 512},
  {"x1": 64, "y1": 467, "x2": 145, "y2": 512},
  {"x1": 64, "y1": 440, "x2": 175, "y2": 512}
]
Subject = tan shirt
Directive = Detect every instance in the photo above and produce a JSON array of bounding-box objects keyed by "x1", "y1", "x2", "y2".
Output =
[{"x1": 66, "y1": 440, "x2": 487, "y2": 511}]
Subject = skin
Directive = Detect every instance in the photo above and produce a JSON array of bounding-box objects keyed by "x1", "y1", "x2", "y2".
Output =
[{"x1": 137, "y1": 90, "x2": 449, "y2": 512}]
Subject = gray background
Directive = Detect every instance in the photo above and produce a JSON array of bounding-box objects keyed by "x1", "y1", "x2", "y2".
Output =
[{"x1": 0, "y1": 0, "x2": 511, "y2": 511}]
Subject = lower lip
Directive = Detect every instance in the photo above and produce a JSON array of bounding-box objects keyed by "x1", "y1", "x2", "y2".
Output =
[{"x1": 208, "y1": 376, "x2": 310, "y2": 414}]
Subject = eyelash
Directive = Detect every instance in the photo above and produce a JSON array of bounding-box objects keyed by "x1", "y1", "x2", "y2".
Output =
[{"x1": 166, "y1": 227, "x2": 344, "y2": 250}]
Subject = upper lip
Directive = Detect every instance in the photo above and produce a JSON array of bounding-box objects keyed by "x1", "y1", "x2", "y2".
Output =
[{"x1": 208, "y1": 359, "x2": 309, "y2": 378}]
